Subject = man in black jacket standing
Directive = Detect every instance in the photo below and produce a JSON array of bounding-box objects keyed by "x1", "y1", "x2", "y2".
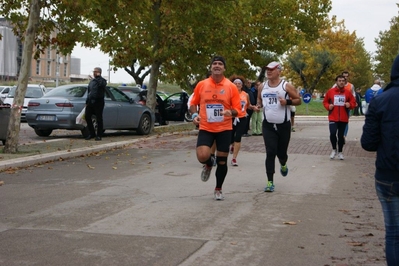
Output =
[
  {"x1": 85, "y1": 67, "x2": 107, "y2": 141},
  {"x1": 361, "y1": 54, "x2": 399, "y2": 266}
]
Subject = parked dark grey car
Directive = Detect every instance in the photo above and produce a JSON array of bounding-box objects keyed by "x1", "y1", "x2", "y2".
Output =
[{"x1": 26, "y1": 84, "x2": 155, "y2": 137}]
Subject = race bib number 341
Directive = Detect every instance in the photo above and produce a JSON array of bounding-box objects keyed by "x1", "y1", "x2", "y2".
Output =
[{"x1": 206, "y1": 103, "x2": 224, "y2": 123}]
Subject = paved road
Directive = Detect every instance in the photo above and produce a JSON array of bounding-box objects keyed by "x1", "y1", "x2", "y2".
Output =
[{"x1": 0, "y1": 116, "x2": 386, "y2": 265}]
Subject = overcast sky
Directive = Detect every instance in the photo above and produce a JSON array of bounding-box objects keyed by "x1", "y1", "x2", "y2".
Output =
[{"x1": 71, "y1": 1, "x2": 399, "y2": 83}]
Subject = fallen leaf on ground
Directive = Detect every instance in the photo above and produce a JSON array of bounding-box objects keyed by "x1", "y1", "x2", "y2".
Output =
[
  {"x1": 283, "y1": 221, "x2": 297, "y2": 225},
  {"x1": 0, "y1": 181, "x2": 4, "y2": 186},
  {"x1": 347, "y1": 242, "x2": 364, "y2": 246},
  {"x1": 87, "y1": 164, "x2": 95, "y2": 169}
]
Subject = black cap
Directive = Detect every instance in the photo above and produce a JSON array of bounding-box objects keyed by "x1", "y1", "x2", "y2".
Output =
[{"x1": 210, "y1": 56, "x2": 226, "y2": 67}]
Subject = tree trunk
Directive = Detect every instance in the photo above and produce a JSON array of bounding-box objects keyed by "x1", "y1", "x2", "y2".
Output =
[
  {"x1": 3, "y1": 0, "x2": 40, "y2": 153},
  {"x1": 147, "y1": 61, "x2": 161, "y2": 111}
]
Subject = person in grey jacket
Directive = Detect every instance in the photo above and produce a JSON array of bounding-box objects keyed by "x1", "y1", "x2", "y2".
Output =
[
  {"x1": 361, "y1": 54, "x2": 399, "y2": 266},
  {"x1": 85, "y1": 67, "x2": 107, "y2": 141}
]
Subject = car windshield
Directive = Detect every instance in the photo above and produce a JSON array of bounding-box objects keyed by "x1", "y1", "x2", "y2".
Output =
[
  {"x1": 120, "y1": 90, "x2": 139, "y2": 99},
  {"x1": 45, "y1": 86, "x2": 87, "y2": 97},
  {"x1": 7, "y1": 86, "x2": 44, "y2": 98},
  {"x1": 108, "y1": 87, "x2": 130, "y2": 102}
]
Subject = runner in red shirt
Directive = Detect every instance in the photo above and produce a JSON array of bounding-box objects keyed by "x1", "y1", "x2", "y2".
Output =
[{"x1": 323, "y1": 74, "x2": 356, "y2": 160}]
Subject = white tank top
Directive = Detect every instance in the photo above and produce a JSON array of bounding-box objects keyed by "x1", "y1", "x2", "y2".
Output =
[{"x1": 261, "y1": 80, "x2": 290, "y2": 124}]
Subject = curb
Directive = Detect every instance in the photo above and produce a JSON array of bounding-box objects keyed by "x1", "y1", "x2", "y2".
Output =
[{"x1": 0, "y1": 124, "x2": 197, "y2": 171}]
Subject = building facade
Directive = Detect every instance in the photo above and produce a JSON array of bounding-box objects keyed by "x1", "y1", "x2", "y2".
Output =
[
  {"x1": 0, "y1": 18, "x2": 83, "y2": 85},
  {"x1": 30, "y1": 43, "x2": 72, "y2": 84},
  {"x1": 0, "y1": 19, "x2": 19, "y2": 81}
]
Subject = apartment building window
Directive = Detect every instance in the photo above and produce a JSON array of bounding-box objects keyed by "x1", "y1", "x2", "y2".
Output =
[
  {"x1": 36, "y1": 60, "x2": 41, "y2": 75},
  {"x1": 64, "y1": 63, "x2": 67, "y2": 77},
  {"x1": 47, "y1": 47, "x2": 51, "y2": 59},
  {"x1": 47, "y1": 61, "x2": 51, "y2": 75}
]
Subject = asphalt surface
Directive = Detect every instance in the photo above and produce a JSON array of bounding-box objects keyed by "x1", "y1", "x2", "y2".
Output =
[{"x1": 0, "y1": 116, "x2": 386, "y2": 265}]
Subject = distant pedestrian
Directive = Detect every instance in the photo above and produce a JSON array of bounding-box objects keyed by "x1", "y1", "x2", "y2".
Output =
[
  {"x1": 229, "y1": 75, "x2": 253, "y2": 166},
  {"x1": 323, "y1": 75, "x2": 356, "y2": 160},
  {"x1": 353, "y1": 88, "x2": 363, "y2": 116},
  {"x1": 250, "y1": 81, "x2": 262, "y2": 135},
  {"x1": 257, "y1": 61, "x2": 301, "y2": 192},
  {"x1": 364, "y1": 79, "x2": 383, "y2": 113},
  {"x1": 242, "y1": 79, "x2": 254, "y2": 137},
  {"x1": 361, "y1": 54, "x2": 399, "y2": 266},
  {"x1": 85, "y1": 67, "x2": 107, "y2": 141},
  {"x1": 290, "y1": 105, "x2": 296, "y2": 132},
  {"x1": 341, "y1": 71, "x2": 355, "y2": 141}
]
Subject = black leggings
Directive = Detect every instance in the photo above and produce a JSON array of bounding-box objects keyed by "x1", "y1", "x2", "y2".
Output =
[
  {"x1": 329, "y1": 121, "x2": 347, "y2": 152},
  {"x1": 231, "y1": 116, "x2": 247, "y2": 144},
  {"x1": 262, "y1": 120, "x2": 291, "y2": 182}
]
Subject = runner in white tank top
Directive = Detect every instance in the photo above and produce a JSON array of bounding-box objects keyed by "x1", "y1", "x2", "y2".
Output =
[
  {"x1": 261, "y1": 80, "x2": 290, "y2": 124},
  {"x1": 256, "y1": 61, "x2": 302, "y2": 192}
]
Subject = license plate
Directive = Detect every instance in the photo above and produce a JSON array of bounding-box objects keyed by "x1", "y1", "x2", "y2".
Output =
[{"x1": 37, "y1": 115, "x2": 56, "y2": 121}]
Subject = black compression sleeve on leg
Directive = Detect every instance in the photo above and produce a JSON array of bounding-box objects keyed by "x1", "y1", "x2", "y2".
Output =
[
  {"x1": 215, "y1": 156, "x2": 228, "y2": 189},
  {"x1": 203, "y1": 156, "x2": 213, "y2": 167}
]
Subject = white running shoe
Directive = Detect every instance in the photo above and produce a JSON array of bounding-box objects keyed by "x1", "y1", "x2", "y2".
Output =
[
  {"x1": 330, "y1": 150, "x2": 337, "y2": 159},
  {"x1": 338, "y1": 152, "x2": 344, "y2": 160},
  {"x1": 214, "y1": 190, "x2": 224, "y2": 200},
  {"x1": 231, "y1": 158, "x2": 238, "y2": 166}
]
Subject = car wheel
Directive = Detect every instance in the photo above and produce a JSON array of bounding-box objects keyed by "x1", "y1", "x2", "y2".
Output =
[
  {"x1": 136, "y1": 113, "x2": 152, "y2": 135},
  {"x1": 34, "y1": 129, "x2": 53, "y2": 137},
  {"x1": 184, "y1": 110, "x2": 193, "y2": 122}
]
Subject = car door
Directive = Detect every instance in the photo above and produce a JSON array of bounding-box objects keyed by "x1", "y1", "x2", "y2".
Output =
[
  {"x1": 102, "y1": 88, "x2": 118, "y2": 128},
  {"x1": 161, "y1": 92, "x2": 189, "y2": 121},
  {"x1": 107, "y1": 87, "x2": 140, "y2": 128}
]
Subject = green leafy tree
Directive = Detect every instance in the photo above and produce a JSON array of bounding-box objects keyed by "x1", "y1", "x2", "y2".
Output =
[
  {"x1": 351, "y1": 39, "x2": 373, "y2": 90},
  {"x1": 284, "y1": 17, "x2": 372, "y2": 94},
  {"x1": 87, "y1": 0, "x2": 332, "y2": 109},
  {"x1": 374, "y1": 5, "x2": 399, "y2": 83}
]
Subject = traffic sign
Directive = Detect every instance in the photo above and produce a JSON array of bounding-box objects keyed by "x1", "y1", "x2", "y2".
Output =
[{"x1": 302, "y1": 93, "x2": 312, "y2": 104}]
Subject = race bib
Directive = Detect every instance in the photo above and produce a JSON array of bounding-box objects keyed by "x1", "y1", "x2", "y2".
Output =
[
  {"x1": 240, "y1": 100, "x2": 246, "y2": 111},
  {"x1": 206, "y1": 104, "x2": 224, "y2": 122},
  {"x1": 334, "y1": 95, "x2": 345, "y2": 106},
  {"x1": 263, "y1": 93, "x2": 278, "y2": 109}
]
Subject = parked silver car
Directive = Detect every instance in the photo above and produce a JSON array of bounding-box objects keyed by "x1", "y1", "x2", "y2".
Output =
[
  {"x1": 26, "y1": 84, "x2": 155, "y2": 137},
  {"x1": 3, "y1": 84, "x2": 46, "y2": 120},
  {"x1": 0, "y1": 86, "x2": 12, "y2": 102}
]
